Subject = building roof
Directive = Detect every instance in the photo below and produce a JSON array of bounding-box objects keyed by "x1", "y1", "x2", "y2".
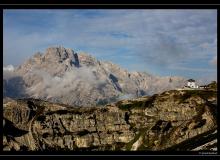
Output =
[{"x1": 187, "y1": 79, "x2": 195, "y2": 82}]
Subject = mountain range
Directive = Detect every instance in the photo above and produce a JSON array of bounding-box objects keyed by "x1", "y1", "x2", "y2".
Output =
[
  {"x1": 3, "y1": 46, "x2": 217, "y2": 151},
  {"x1": 3, "y1": 46, "x2": 186, "y2": 106}
]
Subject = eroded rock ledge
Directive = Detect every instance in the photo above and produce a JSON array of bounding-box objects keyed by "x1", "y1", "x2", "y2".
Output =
[{"x1": 3, "y1": 89, "x2": 217, "y2": 151}]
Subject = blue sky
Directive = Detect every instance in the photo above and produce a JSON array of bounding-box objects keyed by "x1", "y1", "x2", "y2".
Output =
[{"x1": 3, "y1": 9, "x2": 217, "y2": 81}]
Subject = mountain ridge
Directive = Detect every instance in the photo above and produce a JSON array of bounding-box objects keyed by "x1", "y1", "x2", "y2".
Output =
[
  {"x1": 4, "y1": 46, "x2": 186, "y2": 106},
  {"x1": 3, "y1": 88, "x2": 217, "y2": 151}
]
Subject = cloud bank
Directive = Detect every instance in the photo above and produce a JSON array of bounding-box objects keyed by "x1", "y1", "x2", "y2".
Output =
[
  {"x1": 4, "y1": 9, "x2": 217, "y2": 80},
  {"x1": 26, "y1": 66, "x2": 107, "y2": 98},
  {"x1": 210, "y1": 55, "x2": 217, "y2": 66}
]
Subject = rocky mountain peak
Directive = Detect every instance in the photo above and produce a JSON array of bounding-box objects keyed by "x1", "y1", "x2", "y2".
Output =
[
  {"x1": 6, "y1": 46, "x2": 187, "y2": 107},
  {"x1": 15, "y1": 46, "x2": 81, "y2": 76},
  {"x1": 33, "y1": 46, "x2": 80, "y2": 68},
  {"x1": 78, "y1": 52, "x2": 99, "y2": 66},
  {"x1": 44, "y1": 46, "x2": 79, "y2": 65}
]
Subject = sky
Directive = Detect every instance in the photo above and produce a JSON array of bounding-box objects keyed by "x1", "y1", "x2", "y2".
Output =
[{"x1": 3, "y1": 9, "x2": 217, "y2": 81}]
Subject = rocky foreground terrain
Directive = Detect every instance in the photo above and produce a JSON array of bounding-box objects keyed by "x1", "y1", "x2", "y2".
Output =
[
  {"x1": 3, "y1": 46, "x2": 186, "y2": 107},
  {"x1": 3, "y1": 86, "x2": 217, "y2": 151}
]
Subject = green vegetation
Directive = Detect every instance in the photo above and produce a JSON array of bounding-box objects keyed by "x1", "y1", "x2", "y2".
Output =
[
  {"x1": 178, "y1": 90, "x2": 217, "y2": 104},
  {"x1": 97, "y1": 96, "x2": 119, "y2": 106},
  {"x1": 117, "y1": 95, "x2": 157, "y2": 110},
  {"x1": 207, "y1": 81, "x2": 217, "y2": 90},
  {"x1": 117, "y1": 101, "x2": 144, "y2": 110}
]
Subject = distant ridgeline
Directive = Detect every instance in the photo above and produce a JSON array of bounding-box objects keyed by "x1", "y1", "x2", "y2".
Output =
[{"x1": 3, "y1": 46, "x2": 188, "y2": 107}]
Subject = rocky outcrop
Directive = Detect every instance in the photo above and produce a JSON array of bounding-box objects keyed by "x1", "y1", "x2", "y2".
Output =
[{"x1": 3, "y1": 89, "x2": 217, "y2": 151}]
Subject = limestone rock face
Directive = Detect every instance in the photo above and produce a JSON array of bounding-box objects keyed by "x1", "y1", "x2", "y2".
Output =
[
  {"x1": 3, "y1": 46, "x2": 186, "y2": 107},
  {"x1": 3, "y1": 89, "x2": 217, "y2": 151}
]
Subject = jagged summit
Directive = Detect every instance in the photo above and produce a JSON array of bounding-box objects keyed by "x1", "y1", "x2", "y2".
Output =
[
  {"x1": 16, "y1": 46, "x2": 81, "y2": 75},
  {"x1": 42, "y1": 46, "x2": 103, "y2": 68},
  {"x1": 31, "y1": 46, "x2": 102, "y2": 68},
  {"x1": 44, "y1": 46, "x2": 80, "y2": 67},
  {"x1": 27, "y1": 47, "x2": 79, "y2": 67}
]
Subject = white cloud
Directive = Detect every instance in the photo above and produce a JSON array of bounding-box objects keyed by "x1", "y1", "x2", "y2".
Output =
[
  {"x1": 3, "y1": 9, "x2": 217, "y2": 78},
  {"x1": 210, "y1": 55, "x2": 217, "y2": 66},
  {"x1": 3, "y1": 65, "x2": 14, "y2": 71},
  {"x1": 27, "y1": 66, "x2": 107, "y2": 98}
]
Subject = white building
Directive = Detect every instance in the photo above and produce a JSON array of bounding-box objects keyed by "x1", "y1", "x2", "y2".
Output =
[{"x1": 187, "y1": 79, "x2": 198, "y2": 88}]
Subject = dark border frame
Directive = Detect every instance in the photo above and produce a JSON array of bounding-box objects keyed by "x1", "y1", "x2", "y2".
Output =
[{"x1": 0, "y1": 4, "x2": 219, "y2": 158}]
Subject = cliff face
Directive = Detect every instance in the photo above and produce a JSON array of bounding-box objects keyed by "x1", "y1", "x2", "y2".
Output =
[{"x1": 3, "y1": 89, "x2": 217, "y2": 151}]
